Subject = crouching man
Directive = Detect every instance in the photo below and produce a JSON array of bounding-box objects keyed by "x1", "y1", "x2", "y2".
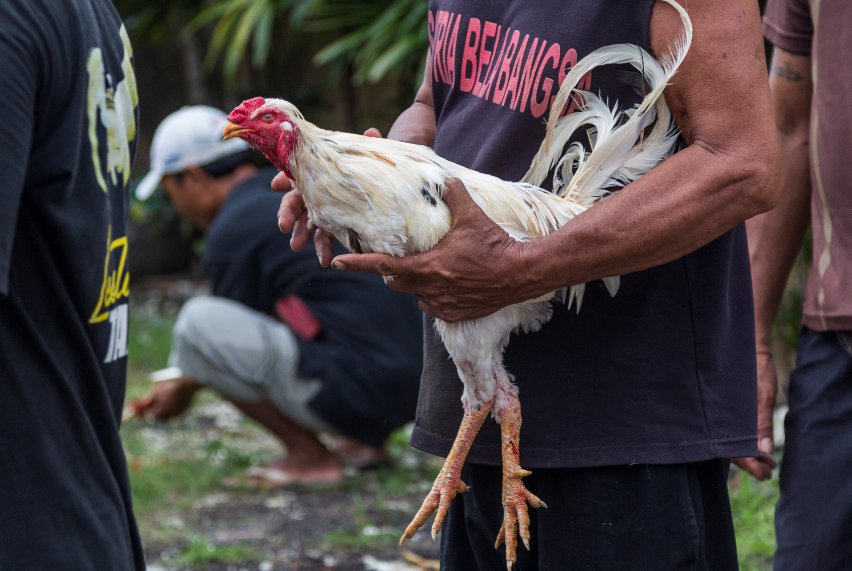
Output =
[{"x1": 131, "y1": 106, "x2": 422, "y2": 488}]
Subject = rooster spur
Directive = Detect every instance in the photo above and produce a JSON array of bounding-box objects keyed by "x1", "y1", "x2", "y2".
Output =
[{"x1": 224, "y1": 1, "x2": 692, "y2": 566}]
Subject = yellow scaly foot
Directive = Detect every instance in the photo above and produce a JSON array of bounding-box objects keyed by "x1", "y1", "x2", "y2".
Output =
[{"x1": 399, "y1": 400, "x2": 493, "y2": 544}]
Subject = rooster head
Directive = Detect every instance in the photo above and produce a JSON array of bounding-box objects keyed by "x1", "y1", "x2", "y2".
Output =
[{"x1": 223, "y1": 97, "x2": 302, "y2": 179}]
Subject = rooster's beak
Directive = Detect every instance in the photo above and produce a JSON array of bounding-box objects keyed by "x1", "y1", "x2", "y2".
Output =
[{"x1": 222, "y1": 122, "x2": 250, "y2": 140}]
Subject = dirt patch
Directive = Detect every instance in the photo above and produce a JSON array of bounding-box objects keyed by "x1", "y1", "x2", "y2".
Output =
[
  {"x1": 143, "y1": 480, "x2": 442, "y2": 570},
  {"x1": 126, "y1": 400, "x2": 443, "y2": 571}
]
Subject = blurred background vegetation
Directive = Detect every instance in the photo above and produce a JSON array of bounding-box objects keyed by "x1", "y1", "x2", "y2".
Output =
[{"x1": 117, "y1": 0, "x2": 428, "y2": 165}]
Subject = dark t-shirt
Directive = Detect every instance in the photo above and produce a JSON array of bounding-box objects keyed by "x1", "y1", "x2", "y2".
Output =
[
  {"x1": 763, "y1": 0, "x2": 852, "y2": 332},
  {"x1": 410, "y1": 0, "x2": 758, "y2": 468},
  {"x1": 0, "y1": 1, "x2": 144, "y2": 569},
  {"x1": 204, "y1": 169, "x2": 423, "y2": 447}
]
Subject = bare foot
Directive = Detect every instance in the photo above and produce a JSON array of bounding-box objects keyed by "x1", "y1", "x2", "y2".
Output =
[
  {"x1": 333, "y1": 437, "x2": 390, "y2": 469},
  {"x1": 266, "y1": 456, "x2": 344, "y2": 485},
  {"x1": 227, "y1": 457, "x2": 345, "y2": 490}
]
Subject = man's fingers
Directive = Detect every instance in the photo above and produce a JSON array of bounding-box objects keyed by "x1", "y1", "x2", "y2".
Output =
[
  {"x1": 278, "y1": 191, "x2": 308, "y2": 234},
  {"x1": 271, "y1": 171, "x2": 293, "y2": 193},
  {"x1": 332, "y1": 252, "x2": 402, "y2": 277},
  {"x1": 441, "y1": 177, "x2": 480, "y2": 222},
  {"x1": 756, "y1": 448, "x2": 777, "y2": 470},
  {"x1": 290, "y1": 215, "x2": 314, "y2": 251},
  {"x1": 364, "y1": 127, "x2": 383, "y2": 138},
  {"x1": 314, "y1": 229, "x2": 335, "y2": 267},
  {"x1": 734, "y1": 457, "x2": 774, "y2": 481},
  {"x1": 756, "y1": 418, "x2": 774, "y2": 455}
]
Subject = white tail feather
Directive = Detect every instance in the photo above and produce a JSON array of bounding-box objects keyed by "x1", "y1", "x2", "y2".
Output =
[
  {"x1": 602, "y1": 276, "x2": 620, "y2": 297},
  {"x1": 524, "y1": 0, "x2": 692, "y2": 206},
  {"x1": 521, "y1": 0, "x2": 690, "y2": 312}
]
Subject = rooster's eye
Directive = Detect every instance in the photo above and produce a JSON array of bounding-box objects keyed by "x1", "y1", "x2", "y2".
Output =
[{"x1": 261, "y1": 113, "x2": 274, "y2": 122}]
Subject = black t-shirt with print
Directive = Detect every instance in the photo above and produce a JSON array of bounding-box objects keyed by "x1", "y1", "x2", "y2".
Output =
[
  {"x1": 0, "y1": 1, "x2": 144, "y2": 568},
  {"x1": 411, "y1": 0, "x2": 759, "y2": 468}
]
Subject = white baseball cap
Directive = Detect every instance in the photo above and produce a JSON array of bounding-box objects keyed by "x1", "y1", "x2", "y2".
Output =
[{"x1": 135, "y1": 105, "x2": 250, "y2": 200}]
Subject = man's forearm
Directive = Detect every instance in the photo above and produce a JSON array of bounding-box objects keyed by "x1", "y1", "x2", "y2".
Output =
[
  {"x1": 748, "y1": 122, "x2": 810, "y2": 350},
  {"x1": 748, "y1": 48, "x2": 813, "y2": 348},
  {"x1": 748, "y1": 200, "x2": 809, "y2": 350},
  {"x1": 388, "y1": 56, "x2": 436, "y2": 146},
  {"x1": 523, "y1": 141, "x2": 776, "y2": 294},
  {"x1": 517, "y1": 0, "x2": 780, "y2": 298},
  {"x1": 387, "y1": 100, "x2": 436, "y2": 146}
]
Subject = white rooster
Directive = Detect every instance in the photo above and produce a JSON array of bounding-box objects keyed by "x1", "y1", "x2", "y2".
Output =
[{"x1": 223, "y1": 1, "x2": 691, "y2": 566}]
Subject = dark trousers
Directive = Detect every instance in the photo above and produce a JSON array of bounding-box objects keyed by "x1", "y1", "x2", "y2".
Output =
[
  {"x1": 440, "y1": 459, "x2": 738, "y2": 570},
  {"x1": 774, "y1": 328, "x2": 852, "y2": 571}
]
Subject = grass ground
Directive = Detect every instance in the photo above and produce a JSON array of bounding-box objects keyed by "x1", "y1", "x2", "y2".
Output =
[{"x1": 124, "y1": 298, "x2": 780, "y2": 570}]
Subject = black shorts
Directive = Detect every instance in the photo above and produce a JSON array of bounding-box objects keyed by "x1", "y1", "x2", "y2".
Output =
[{"x1": 440, "y1": 459, "x2": 738, "y2": 570}]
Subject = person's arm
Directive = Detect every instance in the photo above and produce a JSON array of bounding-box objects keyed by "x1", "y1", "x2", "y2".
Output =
[
  {"x1": 735, "y1": 46, "x2": 812, "y2": 481},
  {"x1": 386, "y1": 55, "x2": 436, "y2": 146},
  {"x1": 333, "y1": 0, "x2": 781, "y2": 322}
]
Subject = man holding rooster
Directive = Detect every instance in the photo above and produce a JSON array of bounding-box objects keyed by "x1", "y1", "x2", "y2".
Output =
[{"x1": 276, "y1": 0, "x2": 778, "y2": 568}]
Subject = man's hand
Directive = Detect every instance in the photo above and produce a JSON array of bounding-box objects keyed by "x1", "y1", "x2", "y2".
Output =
[
  {"x1": 129, "y1": 378, "x2": 201, "y2": 422},
  {"x1": 274, "y1": 128, "x2": 383, "y2": 267},
  {"x1": 331, "y1": 177, "x2": 536, "y2": 322},
  {"x1": 274, "y1": 180, "x2": 335, "y2": 264},
  {"x1": 733, "y1": 351, "x2": 778, "y2": 480}
]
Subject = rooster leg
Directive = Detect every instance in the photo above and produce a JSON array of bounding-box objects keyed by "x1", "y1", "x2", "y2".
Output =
[
  {"x1": 494, "y1": 387, "x2": 546, "y2": 569},
  {"x1": 399, "y1": 398, "x2": 493, "y2": 544}
]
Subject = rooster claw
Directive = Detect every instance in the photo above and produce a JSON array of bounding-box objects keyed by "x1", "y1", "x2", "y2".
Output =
[
  {"x1": 400, "y1": 477, "x2": 468, "y2": 544},
  {"x1": 400, "y1": 402, "x2": 492, "y2": 545},
  {"x1": 494, "y1": 473, "x2": 546, "y2": 568}
]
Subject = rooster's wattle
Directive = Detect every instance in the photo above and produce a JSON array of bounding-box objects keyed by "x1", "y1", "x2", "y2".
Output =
[{"x1": 223, "y1": 1, "x2": 691, "y2": 566}]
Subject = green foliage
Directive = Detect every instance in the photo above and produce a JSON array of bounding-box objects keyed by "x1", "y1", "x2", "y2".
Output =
[
  {"x1": 318, "y1": 494, "x2": 399, "y2": 551},
  {"x1": 124, "y1": 448, "x2": 254, "y2": 523},
  {"x1": 128, "y1": 303, "x2": 176, "y2": 389},
  {"x1": 320, "y1": 525, "x2": 399, "y2": 551},
  {"x1": 129, "y1": 0, "x2": 429, "y2": 86},
  {"x1": 190, "y1": 0, "x2": 298, "y2": 80},
  {"x1": 309, "y1": 0, "x2": 428, "y2": 85},
  {"x1": 730, "y1": 473, "x2": 779, "y2": 570},
  {"x1": 114, "y1": 0, "x2": 205, "y2": 40},
  {"x1": 173, "y1": 536, "x2": 261, "y2": 567}
]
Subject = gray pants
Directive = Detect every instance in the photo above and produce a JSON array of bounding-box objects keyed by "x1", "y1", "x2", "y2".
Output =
[{"x1": 169, "y1": 295, "x2": 333, "y2": 434}]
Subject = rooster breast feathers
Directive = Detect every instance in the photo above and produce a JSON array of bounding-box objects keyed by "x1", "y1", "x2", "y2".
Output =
[{"x1": 278, "y1": 108, "x2": 585, "y2": 257}]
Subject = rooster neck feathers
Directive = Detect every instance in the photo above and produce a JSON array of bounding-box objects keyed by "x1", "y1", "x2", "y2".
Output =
[
  {"x1": 288, "y1": 125, "x2": 452, "y2": 256},
  {"x1": 274, "y1": 117, "x2": 300, "y2": 180}
]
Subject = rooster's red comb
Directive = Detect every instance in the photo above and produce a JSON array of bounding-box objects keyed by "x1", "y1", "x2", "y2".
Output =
[{"x1": 228, "y1": 97, "x2": 266, "y2": 124}]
